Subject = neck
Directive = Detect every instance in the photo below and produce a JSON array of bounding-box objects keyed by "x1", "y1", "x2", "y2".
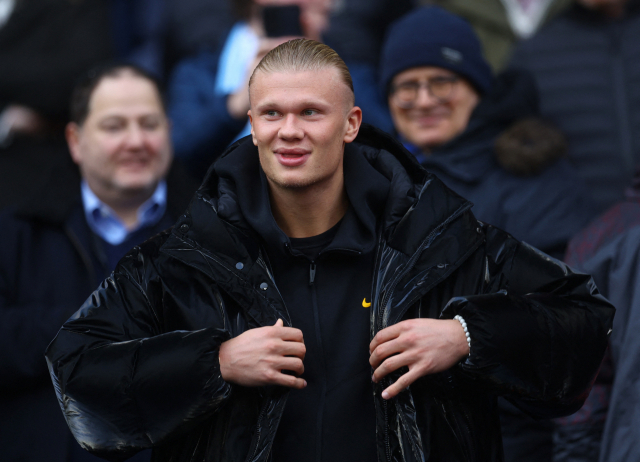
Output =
[
  {"x1": 268, "y1": 177, "x2": 349, "y2": 238},
  {"x1": 91, "y1": 184, "x2": 157, "y2": 230}
]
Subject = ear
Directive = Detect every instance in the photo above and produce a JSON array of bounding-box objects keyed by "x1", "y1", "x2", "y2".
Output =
[
  {"x1": 343, "y1": 106, "x2": 362, "y2": 144},
  {"x1": 248, "y1": 110, "x2": 258, "y2": 146},
  {"x1": 65, "y1": 122, "x2": 83, "y2": 165}
]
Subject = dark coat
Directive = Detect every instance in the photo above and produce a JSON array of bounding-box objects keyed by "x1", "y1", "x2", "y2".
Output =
[
  {"x1": 0, "y1": 161, "x2": 196, "y2": 462},
  {"x1": 418, "y1": 70, "x2": 595, "y2": 259},
  {"x1": 574, "y1": 225, "x2": 640, "y2": 462},
  {"x1": 509, "y1": 0, "x2": 640, "y2": 213},
  {"x1": 45, "y1": 125, "x2": 613, "y2": 462},
  {"x1": 553, "y1": 169, "x2": 640, "y2": 462}
]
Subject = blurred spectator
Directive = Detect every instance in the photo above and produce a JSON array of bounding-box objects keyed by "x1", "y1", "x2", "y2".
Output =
[
  {"x1": 0, "y1": 63, "x2": 196, "y2": 462},
  {"x1": 379, "y1": 9, "x2": 597, "y2": 460},
  {"x1": 424, "y1": 0, "x2": 572, "y2": 71},
  {"x1": 553, "y1": 167, "x2": 640, "y2": 461},
  {"x1": 0, "y1": 0, "x2": 114, "y2": 211},
  {"x1": 578, "y1": 225, "x2": 640, "y2": 462},
  {"x1": 167, "y1": 0, "x2": 334, "y2": 179},
  {"x1": 509, "y1": 0, "x2": 640, "y2": 214},
  {"x1": 380, "y1": 6, "x2": 594, "y2": 260}
]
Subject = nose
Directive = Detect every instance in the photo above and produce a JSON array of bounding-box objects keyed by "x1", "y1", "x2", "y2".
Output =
[
  {"x1": 414, "y1": 85, "x2": 439, "y2": 109},
  {"x1": 124, "y1": 124, "x2": 146, "y2": 149},
  {"x1": 278, "y1": 113, "x2": 304, "y2": 140}
]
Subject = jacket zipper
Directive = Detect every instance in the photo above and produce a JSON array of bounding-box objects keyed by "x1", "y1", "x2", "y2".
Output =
[
  {"x1": 309, "y1": 261, "x2": 316, "y2": 285},
  {"x1": 245, "y1": 400, "x2": 269, "y2": 462},
  {"x1": 383, "y1": 390, "x2": 392, "y2": 462},
  {"x1": 375, "y1": 202, "x2": 473, "y2": 462}
]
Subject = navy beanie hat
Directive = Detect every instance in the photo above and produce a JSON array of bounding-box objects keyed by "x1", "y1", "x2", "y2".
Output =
[{"x1": 379, "y1": 6, "x2": 493, "y2": 97}]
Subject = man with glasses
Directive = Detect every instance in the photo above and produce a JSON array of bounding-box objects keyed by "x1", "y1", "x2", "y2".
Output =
[
  {"x1": 380, "y1": 6, "x2": 594, "y2": 261},
  {"x1": 380, "y1": 7, "x2": 598, "y2": 462}
]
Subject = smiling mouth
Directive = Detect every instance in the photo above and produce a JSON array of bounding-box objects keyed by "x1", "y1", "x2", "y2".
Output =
[{"x1": 274, "y1": 150, "x2": 310, "y2": 167}]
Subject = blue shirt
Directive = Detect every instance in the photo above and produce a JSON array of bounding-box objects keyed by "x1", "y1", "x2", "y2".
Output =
[{"x1": 81, "y1": 181, "x2": 167, "y2": 245}]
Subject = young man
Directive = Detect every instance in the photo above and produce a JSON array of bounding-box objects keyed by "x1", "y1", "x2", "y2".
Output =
[
  {"x1": 46, "y1": 40, "x2": 613, "y2": 462},
  {"x1": 0, "y1": 63, "x2": 195, "y2": 462}
]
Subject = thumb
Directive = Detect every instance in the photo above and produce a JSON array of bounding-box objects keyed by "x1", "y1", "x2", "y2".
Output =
[{"x1": 274, "y1": 318, "x2": 284, "y2": 327}]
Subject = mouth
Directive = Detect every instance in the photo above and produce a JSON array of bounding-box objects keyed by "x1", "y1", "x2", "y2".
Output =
[
  {"x1": 274, "y1": 148, "x2": 311, "y2": 167},
  {"x1": 412, "y1": 113, "x2": 447, "y2": 127}
]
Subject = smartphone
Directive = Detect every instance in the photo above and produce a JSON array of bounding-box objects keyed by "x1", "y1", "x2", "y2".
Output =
[{"x1": 263, "y1": 5, "x2": 303, "y2": 38}]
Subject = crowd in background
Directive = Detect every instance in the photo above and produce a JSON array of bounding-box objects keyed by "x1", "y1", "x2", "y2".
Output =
[{"x1": 0, "y1": 0, "x2": 639, "y2": 461}]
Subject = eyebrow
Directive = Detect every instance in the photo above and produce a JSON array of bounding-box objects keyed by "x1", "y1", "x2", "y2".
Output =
[{"x1": 254, "y1": 99, "x2": 332, "y2": 111}]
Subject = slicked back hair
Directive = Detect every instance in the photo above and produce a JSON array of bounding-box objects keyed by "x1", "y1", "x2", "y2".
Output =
[
  {"x1": 69, "y1": 62, "x2": 165, "y2": 126},
  {"x1": 249, "y1": 39, "x2": 354, "y2": 103}
]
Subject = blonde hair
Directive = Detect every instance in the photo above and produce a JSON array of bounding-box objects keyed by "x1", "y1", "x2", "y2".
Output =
[{"x1": 249, "y1": 39, "x2": 354, "y2": 101}]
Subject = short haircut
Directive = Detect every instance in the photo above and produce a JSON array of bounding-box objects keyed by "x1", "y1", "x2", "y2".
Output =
[
  {"x1": 249, "y1": 39, "x2": 354, "y2": 102},
  {"x1": 69, "y1": 62, "x2": 165, "y2": 126}
]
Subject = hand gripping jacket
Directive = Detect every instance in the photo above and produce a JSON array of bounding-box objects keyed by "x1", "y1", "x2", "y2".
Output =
[{"x1": 45, "y1": 124, "x2": 614, "y2": 462}]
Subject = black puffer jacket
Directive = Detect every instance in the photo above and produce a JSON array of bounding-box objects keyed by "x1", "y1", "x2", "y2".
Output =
[{"x1": 45, "y1": 125, "x2": 614, "y2": 462}]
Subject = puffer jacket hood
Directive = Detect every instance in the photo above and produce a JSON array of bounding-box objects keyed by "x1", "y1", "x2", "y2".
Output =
[
  {"x1": 437, "y1": 69, "x2": 566, "y2": 177},
  {"x1": 45, "y1": 123, "x2": 614, "y2": 462}
]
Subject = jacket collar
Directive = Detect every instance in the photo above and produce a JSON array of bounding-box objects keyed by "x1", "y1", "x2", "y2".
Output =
[
  {"x1": 162, "y1": 124, "x2": 481, "y2": 326},
  {"x1": 169, "y1": 123, "x2": 478, "y2": 259}
]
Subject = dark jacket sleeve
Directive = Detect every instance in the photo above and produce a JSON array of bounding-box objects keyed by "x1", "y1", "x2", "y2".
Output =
[
  {"x1": 45, "y1": 244, "x2": 233, "y2": 460},
  {"x1": 440, "y1": 225, "x2": 615, "y2": 419}
]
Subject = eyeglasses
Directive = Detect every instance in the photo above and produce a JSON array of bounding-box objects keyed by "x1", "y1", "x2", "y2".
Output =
[{"x1": 390, "y1": 76, "x2": 460, "y2": 108}]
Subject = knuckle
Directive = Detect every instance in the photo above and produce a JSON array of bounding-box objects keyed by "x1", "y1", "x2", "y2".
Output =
[
  {"x1": 405, "y1": 332, "x2": 418, "y2": 344},
  {"x1": 264, "y1": 369, "x2": 277, "y2": 382},
  {"x1": 384, "y1": 356, "x2": 397, "y2": 371}
]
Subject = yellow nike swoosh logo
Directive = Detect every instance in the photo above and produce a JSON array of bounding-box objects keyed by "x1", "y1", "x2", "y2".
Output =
[{"x1": 362, "y1": 298, "x2": 371, "y2": 308}]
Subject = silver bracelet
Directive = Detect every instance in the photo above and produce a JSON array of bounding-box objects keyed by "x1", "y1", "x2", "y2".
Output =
[{"x1": 454, "y1": 314, "x2": 471, "y2": 354}]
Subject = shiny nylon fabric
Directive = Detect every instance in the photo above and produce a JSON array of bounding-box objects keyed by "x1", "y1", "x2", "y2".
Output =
[{"x1": 45, "y1": 124, "x2": 614, "y2": 462}]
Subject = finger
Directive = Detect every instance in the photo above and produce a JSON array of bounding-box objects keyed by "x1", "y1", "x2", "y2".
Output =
[
  {"x1": 277, "y1": 327, "x2": 304, "y2": 343},
  {"x1": 276, "y1": 374, "x2": 307, "y2": 390},
  {"x1": 278, "y1": 341, "x2": 306, "y2": 360},
  {"x1": 277, "y1": 357, "x2": 305, "y2": 376},
  {"x1": 381, "y1": 368, "x2": 422, "y2": 400},
  {"x1": 372, "y1": 352, "x2": 411, "y2": 383},
  {"x1": 369, "y1": 324, "x2": 402, "y2": 354},
  {"x1": 369, "y1": 338, "x2": 404, "y2": 369},
  {"x1": 274, "y1": 318, "x2": 284, "y2": 327}
]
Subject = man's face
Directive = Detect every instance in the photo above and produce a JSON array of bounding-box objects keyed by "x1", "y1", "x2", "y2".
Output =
[
  {"x1": 248, "y1": 67, "x2": 361, "y2": 192},
  {"x1": 388, "y1": 67, "x2": 480, "y2": 151},
  {"x1": 67, "y1": 72, "x2": 172, "y2": 201}
]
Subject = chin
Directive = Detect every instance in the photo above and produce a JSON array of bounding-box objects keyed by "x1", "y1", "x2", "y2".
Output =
[
  {"x1": 113, "y1": 176, "x2": 159, "y2": 196},
  {"x1": 268, "y1": 172, "x2": 323, "y2": 191}
]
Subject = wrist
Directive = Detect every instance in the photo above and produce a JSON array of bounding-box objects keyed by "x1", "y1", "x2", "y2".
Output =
[{"x1": 453, "y1": 314, "x2": 471, "y2": 358}]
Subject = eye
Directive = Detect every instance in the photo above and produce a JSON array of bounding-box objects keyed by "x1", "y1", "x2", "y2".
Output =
[
  {"x1": 264, "y1": 110, "x2": 280, "y2": 118},
  {"x1": 302, "y1": 109, "x2": 318, "y2": 116},
  {"x1": 101, "y1": 122, "x2": 123, "y2": 132},
  {"x1": 99, "y1": 117, "x2": 125, "y2": 132},
  {"x1": 140, "y1": 117, "x2": 162, "y2": 130}
]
